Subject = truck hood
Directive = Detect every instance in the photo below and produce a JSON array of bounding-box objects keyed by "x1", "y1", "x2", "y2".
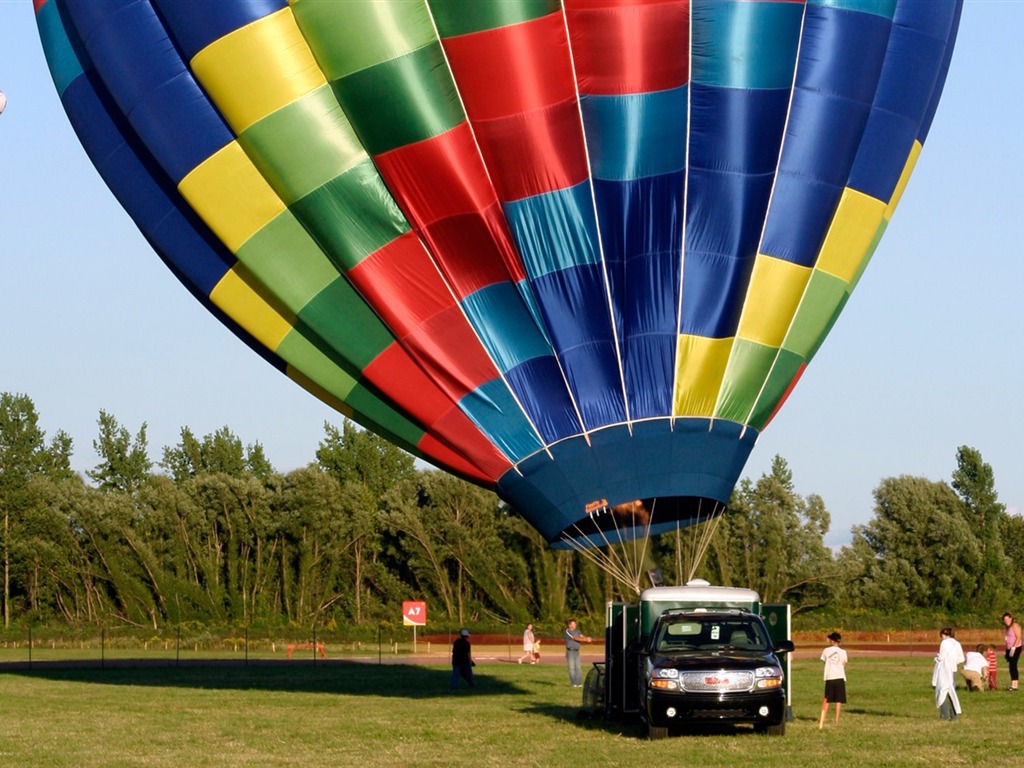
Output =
[{"x1": 651, "y1": 650, "x2": 779, "y2": 670}]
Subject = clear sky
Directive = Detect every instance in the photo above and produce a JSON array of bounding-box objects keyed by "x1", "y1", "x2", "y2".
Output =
[{"x1": 1, "y1": 1, "x2": 1020, "y2": 548}]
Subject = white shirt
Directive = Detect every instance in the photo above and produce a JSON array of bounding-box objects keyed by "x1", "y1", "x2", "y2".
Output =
[
  {"x1": 821, "y1": 645, "x2": 848, "y2": 681},
  {"x1": 964, "y1": 650, "x2": 986, "y2": 675},
  {"x1": 523, "y1": 628, "x2": 535, "y2": 651},
  {"x1": 933, "y1": 637, "x2": 965, "y2": 712}
]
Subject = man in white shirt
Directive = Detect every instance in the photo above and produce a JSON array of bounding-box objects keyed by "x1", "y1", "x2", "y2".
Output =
[{"x1": 962, "y1": 644, "x2": 987, "y2": 692}]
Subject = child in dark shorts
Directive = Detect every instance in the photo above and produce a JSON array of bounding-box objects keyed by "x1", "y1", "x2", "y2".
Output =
[{"x1": 819, "y1": 631, "x2": 848, "y2": 729}]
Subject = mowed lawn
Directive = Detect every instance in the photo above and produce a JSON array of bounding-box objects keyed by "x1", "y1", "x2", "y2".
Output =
[{"x1": 0, "y1": 654, "x2": 1020, "y2": 767}]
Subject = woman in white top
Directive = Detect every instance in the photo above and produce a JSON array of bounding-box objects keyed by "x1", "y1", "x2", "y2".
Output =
[
  {"x1": 933, "y1": 627, "x2": 965, "y2": 720},
  {"x1": 518, "y1": 623, "x2": 536, "y2": 664}
]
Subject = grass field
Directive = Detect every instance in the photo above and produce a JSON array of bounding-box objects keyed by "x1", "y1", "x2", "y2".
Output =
[{"x1": 1, "y1": 654, "x2": 1020, "y2": 767}]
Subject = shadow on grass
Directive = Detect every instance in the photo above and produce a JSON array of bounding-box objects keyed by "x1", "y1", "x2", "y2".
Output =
[
  {"x1": 515, "y1": 702, "x2": 645, "y2": 738},
  {"x1": 0, "y1": 661, "x2": 527, "y2": 699},
  {"x1": 515, "y1": 703, "x2": 781, "y2": 740},
  {"x1": 843, "y1": 706, "x2": 917, "y2": 718}
]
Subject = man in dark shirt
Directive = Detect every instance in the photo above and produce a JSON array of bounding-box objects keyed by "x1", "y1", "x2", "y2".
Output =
[{"x1": 451, "y1": 628, "x2": 474, "y2": 689}]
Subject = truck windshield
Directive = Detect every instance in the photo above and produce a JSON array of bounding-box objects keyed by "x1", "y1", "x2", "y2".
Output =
[{"x1": 655, "y1": 617, "x2": 769, "y2": 653}]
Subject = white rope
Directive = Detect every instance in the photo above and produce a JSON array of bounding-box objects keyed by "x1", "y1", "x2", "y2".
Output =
[{"x1": 560, "y1": 498, "x2": 725, "y2": 594}]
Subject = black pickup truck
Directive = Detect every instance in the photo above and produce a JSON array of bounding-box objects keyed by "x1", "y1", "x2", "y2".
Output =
[{"x1": 639, "y1": 609, "x2": 795, "y2": 739}]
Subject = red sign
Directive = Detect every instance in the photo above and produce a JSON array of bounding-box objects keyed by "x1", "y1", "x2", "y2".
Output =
[{"x1": 402, "y1": 601, "x2": 427, "y2": 627}]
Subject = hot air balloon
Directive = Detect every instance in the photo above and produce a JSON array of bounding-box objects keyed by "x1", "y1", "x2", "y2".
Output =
[
  {"x1": 35, "y1": 0, "x2": 962, "y2": 566},
  {"x1": 0, "y1": 90, "x2": 7, "y2": 115}
]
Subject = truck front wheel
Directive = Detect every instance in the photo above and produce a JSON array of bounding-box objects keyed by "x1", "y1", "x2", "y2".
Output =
[
  {"x1": 646, "y1": 724, "x2": 669, "y2": 740},
  {"x1": 756, "y1": 721, "x2": 785, "y2": 736}
]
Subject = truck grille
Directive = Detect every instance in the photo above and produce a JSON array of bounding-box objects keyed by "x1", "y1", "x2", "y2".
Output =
[
  {"x1": 679, "y1": 671, "x2": 754, "y2": 693},
  {"x1": 692, "y1": 709, "x2": 747, "y2": 719}
]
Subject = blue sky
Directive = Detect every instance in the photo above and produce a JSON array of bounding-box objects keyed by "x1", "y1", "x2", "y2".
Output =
[{"x1": 1, "y1": 1, "x2": 1020, "y2": 548}]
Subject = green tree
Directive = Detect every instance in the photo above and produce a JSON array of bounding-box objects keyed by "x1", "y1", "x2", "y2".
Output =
[
  {"x1": 11, "y1": 475, "x2": 77, "y2": 622},
  {"x1": 316, "y1": 421, "x2": 415, "y2": 623},
  {"x1": 0, "y1": 393, "x2": 74, "y2": 627},
  {"x1": 27, "y1": 477, "x2": 113, "y2": 624},
  {"x1": 161, "y1": 426, "x2": 272, "y2": 481},
  {"x1": 274, "y1": 466, "x2": 348, "y2": 624},
  {"x1": 507, "y1": 519, "x2": 574, "y2": 621},
  {"x1": 1000, "y1": 513, "x2": 1024, "y2": 599},
  {"x1": 387, "y1": 472, "x2": 528, "y2": 625},
  {"x1": 702, "y1": 456, "x2": 835, "y2": 610},
  {"x1": 850, "y1": 475, "x2": 982, "y2": 613},
  {"x1": 951, "y1": 445, "x2": 1011, "y2": 613},
  {"x1": 246, "y1": 442, "x2": 274, "y2": 482},
  {"x1": 183, "y1": 472, "x2": 275, "y2": 623},
  {"x1": 134, "y1": 475, "x2": 225, "y2": 623},
  {"x1": 316, "y1": 421, "x2": 415, "y2": 497},
  {"x1": 87, "y1": 410, "x2": 151, "y2": 494}
]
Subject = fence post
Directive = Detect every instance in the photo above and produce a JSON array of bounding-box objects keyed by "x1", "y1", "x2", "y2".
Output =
[
  {"x1": 28, "y1": 626, "x2": 32, "y2": 669},
  {"x1": 378, "y1": 624, "x2": 382, "y2": 666},
  {"x1": 176, "y1": 625, "x2": 181, "y2": 667},
  {"x1": 101, "y1": 627, "x2": 105, "y2": 669},
  {"x1": 245, "y1": 626, "x2": 249, "y2": 666}
]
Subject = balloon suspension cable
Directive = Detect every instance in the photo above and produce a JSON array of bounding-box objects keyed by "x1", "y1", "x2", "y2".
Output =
[
  {"x1": 560, "y1": 500, "x2": 658, "y2": 596},
  {"x1": 684, "y1": 499, "x2": 725, "y2": 583}
]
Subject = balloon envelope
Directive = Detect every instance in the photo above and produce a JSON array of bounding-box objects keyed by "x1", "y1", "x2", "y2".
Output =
[{"x1": 35, "y1": 0, "x2": 962, "y2": 547}]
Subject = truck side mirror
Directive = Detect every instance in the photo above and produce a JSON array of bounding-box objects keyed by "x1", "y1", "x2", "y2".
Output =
[{"x1": 773, "y1": 640, "x2": 795, "y2": 655}]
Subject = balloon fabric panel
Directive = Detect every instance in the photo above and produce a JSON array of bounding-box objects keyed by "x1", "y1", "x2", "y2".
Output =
[
  {"x1": 38, "y1": 0, "x2": 510, "y2": 483},
  {"x1": 33, "y1": 0, "x2": 435, "y2": 467},
  {"x1": 437, "y1": 7, "x2": 631, "y2": 430},
  {"x1": 166, "y1": 0, "x2": 543, "y2": 464},
  {"x1": 566, "y1": 1, "x2": 690, "y2": 96},
  {"x1": 675, "y1": 1, "x2": 802, "y2": 424},
  {"x1": 292, "y1": 0, "x2": 578, "y2": 453},
  {"x1": 726, "y1": 1, "x2": 963, "y2": 431},
  {"x1": 36, "y1": 0, "x2": 964, "y2": 548},
  {"x1": 568, "y1": 2, "x2": 688, "y2": 420}
]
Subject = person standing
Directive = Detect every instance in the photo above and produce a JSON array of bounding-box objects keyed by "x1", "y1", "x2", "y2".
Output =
[
  {"x1": 564, "y1": 619, "x2": 592, "y2": 687},
  {"x1": 451, "y1": 628, "x2": 474, "y2": 690},
  {"x1": 1003, "y1": 612, "x2": 1022, "y2": 691},
  {"x1": 818, "y1": 631, "x2": 848, "y2": 729},
  {"x1": 518, "y1": 623, "x2": 536, "y2": 665},
  {"x1": 986, "y1": 643, "x2": 999, "y2": 691},
  {"x1": 932, "y1": 627, "x2": 964, "y2": 720}
]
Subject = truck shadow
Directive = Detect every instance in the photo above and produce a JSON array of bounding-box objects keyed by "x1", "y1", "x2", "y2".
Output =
[
  {"x1": 516, "y1": 702, "x2": 779, "y2": 739},
  {"x1": 515, "y1": 702, "x2": 646, "y2": 737}
]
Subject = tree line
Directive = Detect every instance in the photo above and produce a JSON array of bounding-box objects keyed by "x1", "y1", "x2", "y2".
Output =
[{"x1": 1, "y1": 391, "x2": 1019, "y2": 633}]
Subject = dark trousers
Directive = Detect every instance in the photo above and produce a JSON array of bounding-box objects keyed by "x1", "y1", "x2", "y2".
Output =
[
  {"x1": 1006, "y1": 646, "x2": 1021, "y2": 682},
  {"x1": 451, "y1": 663, "x2": 473, "y2": 689}
]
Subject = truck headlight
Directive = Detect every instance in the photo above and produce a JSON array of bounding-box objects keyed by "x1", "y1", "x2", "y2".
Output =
[{"x1": 754, "y1": 665, "x2": 783, "y2": 689}]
